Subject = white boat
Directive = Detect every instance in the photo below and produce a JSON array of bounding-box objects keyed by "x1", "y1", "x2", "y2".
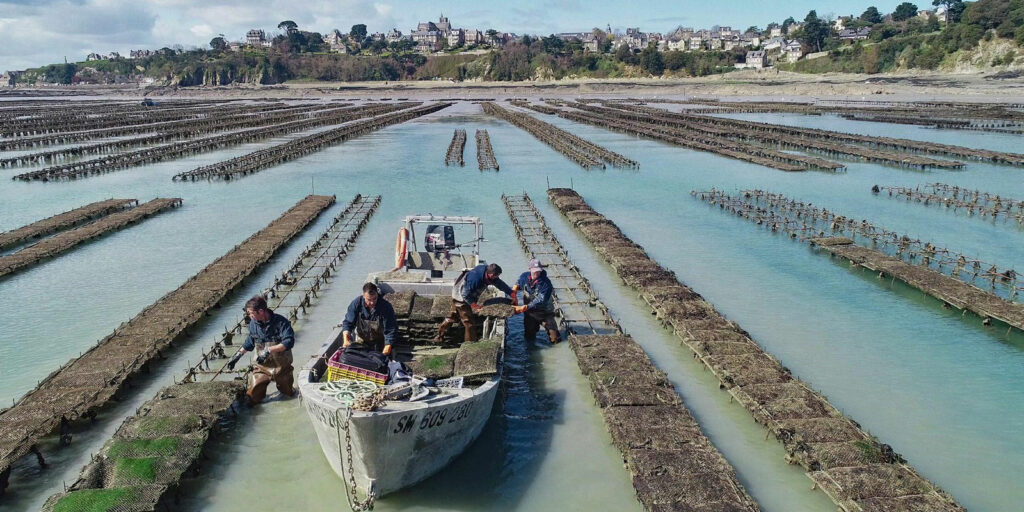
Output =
[{"x1": 299, "y1": 215, "x2": 507, "y2": 508}]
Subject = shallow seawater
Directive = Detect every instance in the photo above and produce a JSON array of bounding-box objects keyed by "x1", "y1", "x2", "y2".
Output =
[{"x1": 0, "y1": 100, "x2": 1021, "y2": 511}]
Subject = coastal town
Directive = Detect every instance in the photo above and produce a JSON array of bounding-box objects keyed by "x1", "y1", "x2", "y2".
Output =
[{"x1": 1, "y1": 2, "x2": 963, "y2": 86}]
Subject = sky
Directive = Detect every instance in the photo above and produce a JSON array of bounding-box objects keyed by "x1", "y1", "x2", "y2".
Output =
[{"x1": 0, "y1": 0, "x2": 922, "y2": 70}]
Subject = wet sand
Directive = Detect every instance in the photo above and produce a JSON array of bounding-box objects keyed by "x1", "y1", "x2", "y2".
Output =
[{"x1": 5, "y1": 70, "x2": 1024, "y2": 103}]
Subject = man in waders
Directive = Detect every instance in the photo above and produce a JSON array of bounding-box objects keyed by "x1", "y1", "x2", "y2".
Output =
[
  {"x1": 511, "y1": 258, "x2": 561, "y2": 344},
  {"x1": 341, "y1": 282, "x2": 398, "y2": 355},
  {"x1": 225, "y1": 295, "x2": 296, "y2": 405},
  {"x1": 437, "y1": 263, "x2": 514, "y2": 342}
]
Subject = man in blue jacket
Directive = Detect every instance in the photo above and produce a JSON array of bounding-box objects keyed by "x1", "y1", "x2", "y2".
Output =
[
  {"x1": 341, "y1": 282, "x2": 398, "y2": 355},
  {"x1": 437, "y1": 263, "x2": 514, "y2": 342},
  {"x1": 511, "y1": 258, "x2": 561, "y2": 344},
  {"x1": 225, "y1": 295, "x2": 296, "y2": 405}
]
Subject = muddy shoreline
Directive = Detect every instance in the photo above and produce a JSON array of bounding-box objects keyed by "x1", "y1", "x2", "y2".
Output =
[{"x1": 6, "y1": 70, "x2": 1024, "y2": 103}]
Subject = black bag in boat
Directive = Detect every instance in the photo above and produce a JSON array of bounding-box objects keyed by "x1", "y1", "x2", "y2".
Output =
[{"x1": 338, "y1": 347, "x2": 389, "y2": 374}]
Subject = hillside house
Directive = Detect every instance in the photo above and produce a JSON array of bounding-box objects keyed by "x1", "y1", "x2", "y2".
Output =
[
  {"x1": 246, "y1": 29, "x2": 268, "y2": 47},
  {"x1": 666, "y1": 38, "x2": 686, "y2": 51},
  {"x1": 763, "y1": 36, "x2": 786, "y2": 51},
  {"x1": 745, "y1": 50, "x2": 766, "y2": 69},
  {"x1": 324, "y1": 29, "x2": 346, "y2": 51},
  {"x1": 412, "y1": 29, "x2": 443, "y2": 52},
  {"x1": 465, "y1": 29, "x2": 483, "y2": 46},
  {"x1": 447, "y1": 29, "x2": 465, "y2": 47},
  {"x1": 783, "y1": 40, "x2": 803, "y2": 62},
  {"x1": 839, "y1": 27, "x2": 871, "y2": 41}
]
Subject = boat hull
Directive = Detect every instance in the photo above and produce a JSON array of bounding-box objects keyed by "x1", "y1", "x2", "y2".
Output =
[{"x1": 299, "y1": 370, "x2": 499, "y2": 498}]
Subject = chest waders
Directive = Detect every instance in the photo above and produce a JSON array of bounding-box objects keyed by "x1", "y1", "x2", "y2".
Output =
[
  {"x1": 354, "y1": 314, "x2": 386, "y2": 352},
  {"x1": 248, "y1": 330, "x2": 295, "y2": 404},
  {"x1": 437, "y1": 269, "x2": 480, "y2": 342}
]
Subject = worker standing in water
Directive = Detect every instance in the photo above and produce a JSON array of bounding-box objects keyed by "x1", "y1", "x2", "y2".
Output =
[
  {"x1": 511, "y1": 259, "x2": 561, "y2": 344},
  {"x1": 226, "y1": 295, "x2": 296, "y2": 405}
]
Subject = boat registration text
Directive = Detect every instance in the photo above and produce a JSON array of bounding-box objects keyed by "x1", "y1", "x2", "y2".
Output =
[{"x1": 391, "y1": 402, "x2": 475, "y2": 435}]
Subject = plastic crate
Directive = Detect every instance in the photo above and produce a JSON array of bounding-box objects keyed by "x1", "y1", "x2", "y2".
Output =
[{"x1": 326, "y1": 349, "x2": 387, "y2": 385}]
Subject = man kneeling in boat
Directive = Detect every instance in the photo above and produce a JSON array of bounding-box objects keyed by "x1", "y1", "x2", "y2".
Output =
[
  {"x1": 341, "y1": 282, "x2": 398, "y2": 355},
  {"x1": 511, "y1": 258, "x2": 561, "y2": 344},
  {"x1": 226, "y1": 295, "x2": 296, "y2": 405},
  {"x1": 437, "y1": 263, "x2": 514, "y2": 342}
]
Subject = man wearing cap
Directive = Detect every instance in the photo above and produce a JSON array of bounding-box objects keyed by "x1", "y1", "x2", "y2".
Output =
[
  {"x1": 437, "y1": 263, "x2": 514, "y2": 342},
  {"x1": 512, "y1": 258, "x2": 561, "y2": 344}
]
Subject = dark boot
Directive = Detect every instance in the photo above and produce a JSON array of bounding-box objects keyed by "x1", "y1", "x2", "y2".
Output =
[
  {"x1": 547, "y1": 329, "x2": 562, "y2": 344},
  {"x1": 464, "y1": 322, "x2": 481, "y2": 342},
  {"x1": 435, "y1": 318, "x2": 455, "y2": 342}
]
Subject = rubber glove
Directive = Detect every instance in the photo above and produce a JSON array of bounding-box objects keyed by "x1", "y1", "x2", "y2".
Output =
[{"x1": 256, "y1": 349, "x2": 271, "y2": 365}]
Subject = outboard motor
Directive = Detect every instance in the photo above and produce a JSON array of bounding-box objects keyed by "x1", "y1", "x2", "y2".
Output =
[{"x1": 424, "y1": 225, "x2": 456, "y2": 252}]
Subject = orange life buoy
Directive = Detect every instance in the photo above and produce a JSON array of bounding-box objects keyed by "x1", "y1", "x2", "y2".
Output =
[{"x1": 395, "y1": 227, "x2": 408, "y2": 269}]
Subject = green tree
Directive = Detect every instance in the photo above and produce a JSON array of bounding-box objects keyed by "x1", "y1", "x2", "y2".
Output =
[
  {"x1": 350, "y1": 24, "x2": 367, "y2": 42},
  {"x1": 782, "y1": 17, "x2": 797, "y2": 33},
  {"x1": 278, "y1": 20, "x2": 298, "y2": 32},
  {"x1": 860, "y1": 6, "x2": 883, "y2": 23},
  {"x1": 542, "y1": 34, "x2": 565, "y2": 54},
  {"x1": 388, "y1": 39, "x2": 414, "y2": 52},
  {"x1": 936, "y1": 0, "x2": 966, "y2": 23},
  {"x1": 893, "y1": 2, "x2": 919, "y2": 21},
  {"x1": 209, "y1": 36, "x2": 227, "y2": 51},
  {"x1": 42, "y1": 63, "x2": 76, "y2": 84},
  {"x1": 306, "y1": 32, "x2": 325, "y2": 52},
  {"x1": 746, "y1": 26, "x2": 761, "y2": 34},
  {"x1": 639, "y1": 43, "x2": 664, "y2": 74},
  {"x1": 591, "y1": 28, "x2": 612, "y2": 53},
  {"x1": 663, "y1": 50, "x2": 688, "y2": 70},
  {"x1": 801, "y1": 10, "x2": 830, "y2": 52},
  {"x1": 614, "y1": 43, "x2": 636, "y2": 64}
]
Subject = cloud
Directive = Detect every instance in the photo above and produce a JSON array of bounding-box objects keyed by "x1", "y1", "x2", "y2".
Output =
[
  {"x1": 190, "y1": 24, "x2": 214, "y2": 38},
  {"x1": 0, "y1": 0, "x2": 156, "y2": 69},
  {"x1": 0, "y1": 0, "x2": 410, "y2": 69}
]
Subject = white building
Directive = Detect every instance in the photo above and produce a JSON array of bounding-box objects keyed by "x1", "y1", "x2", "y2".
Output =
[
  {"x1": 447, "y1": 29, "x2": 465, "y2": 47},
  {"x1": 746, "y1": 50, "x2": 766, "y2": 68},
  {"x1": 666, "y1": 39, "x2": 686, "y2": 51},
  {"x1": 763, "y1": 36, "x2": 786, "y2": 51},
  {"x1": 465, "y1": 29, "x2": 483, "y2": 45},
  {"x1": 412, "y1": 29, "x2": 443, "y2": 52},
  {"x1": 246, "y1": 29, "x2": 267, "y2": 47},
  {"x1": 324, "y1": 29, "x2": 346, "y2": 50},
  {"x1": 783, "y1": 40, "x2": 803, "y2": 62}
]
